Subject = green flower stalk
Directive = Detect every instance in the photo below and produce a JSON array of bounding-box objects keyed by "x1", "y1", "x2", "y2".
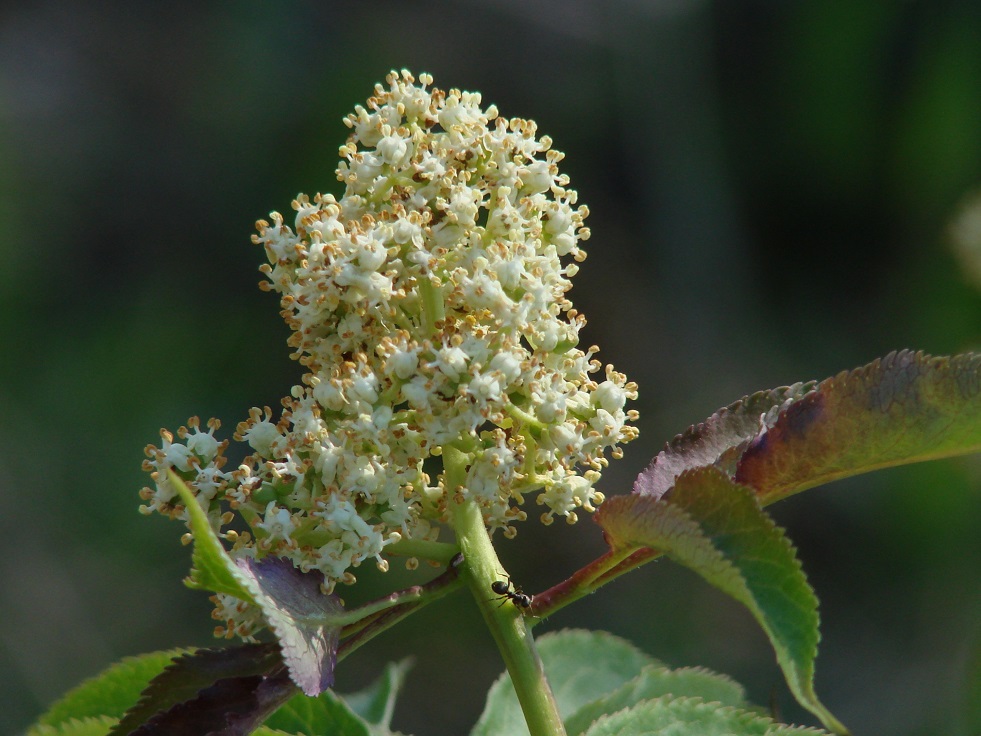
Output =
[{"x1": 140, "y1": 69, "x2": 638, "y2": 641}]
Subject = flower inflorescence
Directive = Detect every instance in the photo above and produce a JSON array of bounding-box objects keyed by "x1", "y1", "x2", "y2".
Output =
[{"x1": 141, "y1": 70, "x2": 637, "y2": 638}]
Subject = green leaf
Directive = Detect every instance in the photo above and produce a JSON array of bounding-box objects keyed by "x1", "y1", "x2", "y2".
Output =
[
  {"x1": 27, "y1": 716, "x2": 117, "y2": 736},
  {"x1": 340, "y1": 658, "x2": 413, "y2": 726},
  {"x1": 231, "y1": 556, "x2": 344, "y2": 696},
  {"x1": 263, "y1": 660, "x2": 411, "y2": 736},
  {"x1": 471, "y1": 630, "x2": 658, "y2": 736},
  {"x1": 564, "y1": 665, "x2": 747, "y2": 736},
  {"x1": 581, "y1": 696, "x2": 830, "y2": 736},
  {"x1": 261, "y1": 689, "x2": 373, "y2": 736},
  {"x1": 735, "y1": 350, "x2": 981, "y2": 503},
  {"x1": 169, "y1": 470, "x2": 257, "y2": 605},
  {"x1": 595, "y1": 467, "x2": 847, "y2": 734},
  {"x1": 31, "y1": 650, "x2": 188, "y2": 727}
]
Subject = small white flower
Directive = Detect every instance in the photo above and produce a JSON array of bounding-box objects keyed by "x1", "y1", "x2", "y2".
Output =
[
  {"x1": 162, "y1": 441, "x2": 194, "y2": 473},
  {"x1": 185, "y1": 428, "x2": 220, "y2": 463},
  {"x1": 240, "y1": 415, "x2": 283, "y2": 459},
  {"x1": 541, "y1": 474, "x2": 595, "y2": 519},
  {"x1": 401, "y1": 376, "x2": 432, "y2": 410},
  {"x1": 521, "y1": 160, "x2": 554, "y2": 195},
  {"x1": 193, "y1": 465, "x2": 225, "y2": 502},
  {"x1": 372, "y1": 405, "x2": 393, "y2": 431},
  {"x1": 349, "y1": 368, "x2": 380, "y2": 405},
  {"x1": 316, "y1": 495, "x2": 377, "y2": 540},
  {"x1": 535, "y1": 388, "x2": 567, "y2": 424},
  {"x1": 489, "y1": 351, "x2": 523, "y2": 384},
  {"x1": 433, "y1": 345, "x2": 469, "y2": 382},
  {"x1": 392, "y1": 216, "x2": 423, "y2": 246},
  {"x1": 312, "y1": 377, "x2": 346, "y2": 411},
  {"x1": 257, "y1": 502, "x2": 296, "y2": 543},
  {"x1": 356, "y1": 234, "x2": 389, "y2": 271},
  {"x1": 348, "y1": 152, "x2": 384, "y2": 190},
  {"x1": 386, "y1": 346, "x2": 419, "y2": 380},
  {"x1": 376, "y1": 130, "x2": 409, "y2": 166},
  {"x1": 348, "y1": 455, "x2": 384, "y2": 498},
  {"x1": 546, "y1": 423, "x2": 584, "y2": 457},
  {"x1": 314, "y1": 441, "x2": 346, "y2": 487},
  {"x1": 467, "y1": 371, "x2": 503, "y2": 405},
  {"x1": 594, "y1": 380, "x2": 628, "y2": 414}
]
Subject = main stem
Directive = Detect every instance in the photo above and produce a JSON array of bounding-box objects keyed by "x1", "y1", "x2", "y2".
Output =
[{"x1": 443, "y1": 447, "x2": 566, "y2": 736}]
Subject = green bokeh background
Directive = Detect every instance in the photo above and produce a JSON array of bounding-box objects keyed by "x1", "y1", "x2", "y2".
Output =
[{"x1": 3, "y1": 2, "x2": 981, "y2": 734}]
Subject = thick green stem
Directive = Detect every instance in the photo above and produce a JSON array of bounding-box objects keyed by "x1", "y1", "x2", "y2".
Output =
[{"x1": 443, "y1": 446, "x2": 566, "y2": 736}]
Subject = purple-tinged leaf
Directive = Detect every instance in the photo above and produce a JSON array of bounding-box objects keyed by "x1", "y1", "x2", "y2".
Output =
[
  {"x1": 735, "y1": 350, "x2": 981, "y2": 503},
  {"x1": 595, "y1": 467, "x2": 847, "y2": 734},
  {"x1": 233, "y1": 556, "x2": 344, "y2": 696},
  {"x1": 169, "y1": 472, "x2": 344, "y2": 696},
  {"x1": 109, "y1": 644, "x2": 283, "y2": 736},
  {"x1": 634, "y1": 383, "x2": 815, "y2": 500},
  {"x1": 129, "y1": 668, "x2": 296, "y2": 736}
]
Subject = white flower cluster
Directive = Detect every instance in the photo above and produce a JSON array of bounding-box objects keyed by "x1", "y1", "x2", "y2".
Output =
[{"x1": 141, "y1": 70, "x2": 637, "y2": 638}]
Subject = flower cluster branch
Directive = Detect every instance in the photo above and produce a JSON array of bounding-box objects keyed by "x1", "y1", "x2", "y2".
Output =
[{"x1": 140, "y1": 70, "x2": 637, "y2": 639}]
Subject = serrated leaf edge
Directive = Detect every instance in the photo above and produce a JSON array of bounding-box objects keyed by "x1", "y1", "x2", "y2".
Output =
[{"x1": 582, "y1": 695, "x2": 831, "y2": 735}]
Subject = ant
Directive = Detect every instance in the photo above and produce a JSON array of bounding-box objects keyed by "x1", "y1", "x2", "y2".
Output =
[{"x1": 490, "y1": 574, "x2": 533, "y2": 609}]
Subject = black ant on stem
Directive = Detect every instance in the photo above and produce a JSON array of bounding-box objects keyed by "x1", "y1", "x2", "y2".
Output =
[{"x1": 490, "y1": 574, "x2": 533, "y2": 609}]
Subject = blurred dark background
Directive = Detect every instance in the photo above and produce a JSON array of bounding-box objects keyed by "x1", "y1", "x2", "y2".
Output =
[{"x1": 3, "y1": 1, "x2": 981, "y2": 734}]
